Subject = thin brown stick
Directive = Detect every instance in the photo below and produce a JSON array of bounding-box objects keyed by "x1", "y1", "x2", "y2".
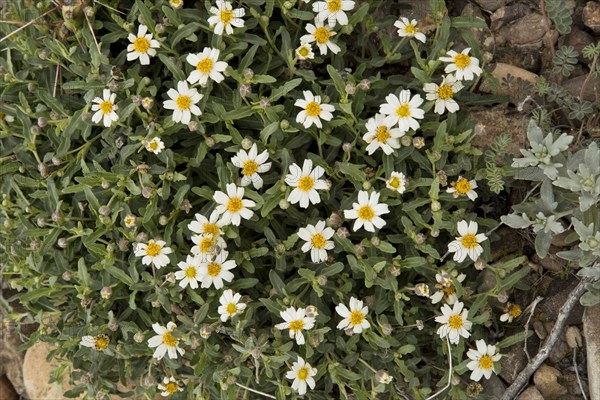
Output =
[
  {"x1": 500, "y1": 279, "x2": 590, "y2": 400},
  {"x1": 0, "y1": 20, "x2": 61, "y2": 26},
  {"x1": 579, "y1": 53, "x2": 598, "y2": 102},
  {"x1": 0, "y1": 5, "x2": 60, "y2": 44},
  {"x1": 539, "y1": 0, "x2": 556, "y2": 59}
]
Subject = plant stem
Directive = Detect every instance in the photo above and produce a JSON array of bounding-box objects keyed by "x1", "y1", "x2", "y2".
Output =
[{"x1": 579, "y1": 53, "x2": 598, "y2": 102}]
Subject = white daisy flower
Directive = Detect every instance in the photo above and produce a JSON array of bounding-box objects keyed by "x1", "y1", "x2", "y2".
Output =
[
  {"x1": 134, "y1": 239, "x2": 173, "y2": 269},
  {"x1": 434, "y1": 301, "x2": 472, "y2": 344},
  {"x1": 218, "y1": 289, "x2": 247, "y2": 322},
  {"x1": 286, "y1": 357, "x2": 317, "y2": 396},
  {"x1": 300, "y1": 21, "x2": 341, "y2": 55},
  {"x1": 343, "y1": 190, "x2": 389, "y2": 232},
  {"x1": 198, "y1": 250, "x2": 236, "y2": 289},
  {"x1": 144, "y1": 137, "x2": 165, "y2": 154},
  {"x1": 169, "y1": 0, "x2": 183, "y2": 9},
  {"x1": 124, "y1": 214, "x2": 137, "y2": 228},
  {"x1": 362, "y1": 114, "x2": 405, "y2": 155},
  {"x1": 298, "y1": 220, "x2": 335, "y2": 263},
  {"x1": 231, "y1": 143, "x2": 272, "y2": 189},
  {"x1": 190, "y1": 233, "x2": 227, "y2": 260},
  {"x1": 91, "y1": 89, "x2": 118, "y2": 128},
  {"x1": 447, "y1": 220, "x2": 488, "y2": 263},
  {"x1": 295, "y1": 43, "x2": 315, "y2": 60},
  {"x1": 147, "y1": 322, "x2": 185, "y2": 360},
  {"x1": 446, "y1": 176, "x2": 478, "y2": 201},
  {"x1": 163, "y1": 81, "x2": 203, "y2": 125},
  {"x1": 336, "y1": 296, "x2": 371, "y2": 334},
  {"x1": 275, "y1": 306, "x2": 316, "y2": 345},
  {"x1": 312, "y1": 0, "x2": 355, "y2": 27},
  {"x1": 466, "y1": 339, "x2": 502, "y2": 381},
  {"x1": 126, "y1": 24, "x2": 160, "y2": 65},
  {"x1": 394, "y1": 17, "x2": 426, "y2": 43},
  {"x1": 423, "y1": 75, "x2": 464, "y2": 114},
  {"x1": 285, "y1": 159, "x2": 327, "y2": 209},
  {"x1": 188, "y1": 210, "x2": 225, "y2": 237},
  {"x1": 386, "y1": 171, "x2": 407, "y2": 193},
  {"x1": 157, "y1": 376, "x2": 183, "y2": 397},
  {"x1": 499, "y1": 303, "x2": 522, "y2": 323},
  {"x1": 379, "y1": 90, "x2": 424, "y2": 132},
  {"x1": 295, "y1": 90, "x2": 335, "y2": 129},
  {"x1": 213, "y1": 183, "x2": 256, "y2": 226},
  {"x1": 439, "y1": 48, "x2": 483, "y2": 81},
  {"x1": 175, "y1": 254, "x2": 203, "y2": 289},
  {"x1": 0, "y1": 111, "x2": 14, "y2": 124},
  {"x1": 430, "y1": 271, "x2": 466, "y2": 305},
  {"x1": 80, "y1": 334, "x2": 109, "y2": 351},
  {"x1": 186, "y1": 48, "x2": 228, "y2": 85},
  {"x1": 208, "y1": 0, "x2": 245, "y2": 36}
]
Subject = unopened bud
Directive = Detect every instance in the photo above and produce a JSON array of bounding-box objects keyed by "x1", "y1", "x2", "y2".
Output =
[
  {"x1": 141, "y1": 97, "x2": 154, "y2": 110},
  {"x1": 413, "y1": 137, "x2": 425, "y2": 149},
  {"x1": 62, "y1": 271, "x2": 72, "y2": 281},
  {"x1": 243, "y1": 68, "x2": 254, "y2": 80},
  {"x1": 342, "y1": 142, "x2": 353, "y2": 153},
  {"x1": 415, "y1": 233, "x2": 426, "y2": 244},
  {"x1": 431, "y1": 200, "x2": 441, "y2": 212},
  {"x1": 414, "y1": 283, "x2": 430, "y2": 297},
  {"x1": 381, "y1": 323, "x2": 393, "y2": 336},
  {"x1": 108, "y1": 81, "x2": 119, "y2": 92},
  {"x1": 362, "y1": 181, "x2": 371, "y2": 190},
  {"x1": 131, "y1": 95, "x2": 143, "y2": 106},
  {"x1": 306, "y1": 305, "x2": 319, "y2": 318},
  {"x1": 400, "y1": 135, "x2": 412, "y2": 147},
  {"x1": 241, "y1": 138, "x2": 253, "y2": 150},
  {"x1": 37, "y1": 117, "x2": 48, "y2": 127},
  {"x1": 430, "y1": 229, "x2": 440, "y2": 238},
  {"x1": 344, "y1": 83, "x2": 356, "y2": 95},
  {"x1": 99, "y1": 205, "x2": 110, "y2": 217},
  {"x1": 358, "y1": 79, "x2": 371, "y2": 91},
  {"x1": 416, "y1": 319, "x2": 424, "y2": 330},
  {"x1": 142, "y1": 186, "x2": 153, "y2": 198},
  {"x1": 133, "y1": 332, "x2": 144, "y2": 343},
  {"x1": 275, "y1": 243, "x2": 286, "y2": 254},
  {"x1": 118, "y1": 238, "x2": 130, "y2": 251},
  {"x1": 375, "y1": 370, "x2": 393, "y2": 384},
  {"x1": 497, "y1": 291, "x2": 509, "y2": 303},
  {"x1": 115, "y1": 136, "x2": 125, "y2": 149},
  {"x1": 259, "y1": 98, "x2": 270, "y2": 108},
  {"x1": 336, "y1": 227, "x2": 350, "y2": 238},
  {"x1": 37, "y1": 217, "x2": 46, "y2": 227},
  {"x1": 327, "y1": 212, "x2": 342, "y2": 229},
  {"x1": 51, "y1": 212, "x2": 62, "y2": 223},
  {"x1": 278, "y1": 199, "x2": 290, "y2": 210},
  {"x1": 108, "y1": 320, "x2": 118, "y2": 331},
  {"x1": 370, "y1": 236, "x2": 380, "y2": 246},
  {"x1": 317, "y1": 275, "x2": 327, "y2": 286},
  {"x1": 279, "y1": 119, "x2": 290, "y2": 130},
  {"x1": 239, "y1": 83, "x2": 252, "y2": 97},
  {"x1": 155, "y1": 23, "x2": 165, "y2": 34},
  {"x1": 57, "y1": 237, "x2": 68, "y2": 248},
  {"x1": 136, "y1": 232, "x2": 148, "y2": 243},
  {"x1": 159, "y1": 215, "x2": 168, "y2": 225},
  {"x1": 354, "y1": 244, "x2": 364, "y2": 255},
  {"x1": 200, "y1": 325, "x2": 211, "y2": 339},
  {"x1": 165, "y1": 272, "x2": 176, "y2": 283},
  {"x1": 205, "y1": 137, "x2": 215, "y2": 147},
  {"x1": 27, "y1": 82, "x2": 37, "y2": 92},
  {"x1": 474, "y1": 259, "x2": 486, "y2": 270},
  {"x1": 390, "y1": 266, "x2": 401, "y2": 276}
]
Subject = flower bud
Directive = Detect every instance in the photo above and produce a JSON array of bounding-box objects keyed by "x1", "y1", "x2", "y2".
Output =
[
  {"x1": 159, "y1": 215, "x2": 168, "y2": 226},
  {"x1": 142, "y1": 186, "x2": 153, "y2": 198},
  {"x1": 381, "y1": 323, "x2": 393, "y2": 336},
  {"x1": 279, "y1": 119, "x2": 290, "y2": 130},
  {"x1": 416, "y1": 319, "x2": 424, "y2": 331},
  {"x1": 241, "y1": 138, "x2": 253, "y2": 150},
  {"x1": 375, "y1": 370, "x2": 393, "y2": 384},
  {"x1": 57, "y1": 237, "x2": 68, "y2": 248},
  {"x1": 259, "y1": 98, "x2": 270, "y2": 108},
  {"x1": 358, "y1": 79, "x2": 371, "y2": 91},
  {"x1": 413, "y1": 137, "x2": 425, "y2": 149},
  {"x1": 414, "y1": 283, "x2": 430, "y2": 297},
  {"x1": 243, "y1": 68, "x2": 254, "y2": 80},
  {"x1": 430, "y1": 229, "x2": 440, "y2": 238},
  {"x1": 362, "y1": 181, "x2": 371, "y2": 190},
  {"x1": 431, "y1": 200, "x2": 441, "y2": 212},
  {"x1": 142, "y1": 97, "x2": 154, "y2": 110},
  {"x1": 165, "y1": 272, "x2": 176, "y2": 283},
  {"x1": 37, "y1": 217, "x2": 46, "y2": 227},
  {"x1": 118, "y1": 238, "x2": 130, "y2": 251},
  {"x1": 415, "y1": 233, "x2": 426, "y2": 244},
  {"x1": 38, "y1": 48, "x2": 49, "y2": 60},
  {"x1": 131, "y1": 95, "x2": 143, "y2": 106},
  {"x1": 115, "y1": 136, "x2": 125, "y2": 149},
  {"x1": 51, "y1": 212, "x2": 62, "y2": 223},
  {"x1": 133, "y1": 331, "x2": 145, "y2": 343},
  {"x1": 354, "y1": 244, "x2": 364, "y2": 255},
  {"x1": 342, "y1": 142, "x2": 353, "y2": 153},
  {"x1": 78, "y1": 202, "x2": 87, "y2": 212},
  {"x1": 327, "y1": 212, "x2": 342, "y2": 229},
  {"x1": 80, "y1": 374, "x2": 90, "y2": 385},
  {"x1": 200, "y1": 325, "x2": 211, "y2": 339},
  {"x1": 341, "y1": 25, "x2": 353, "y2": 35},
  {"x1": 27, "y1": 82, "x2": 37, "y2": 92},
  {"x1": 317, "y1": 275, "x2": 327, "y2": 286},
  {"x1": 136, "y1": 232, "x2": 148, "y2": 243},
  {"x1": 305, "y1": 305, "x2": 318, "y2": 318},
  {"x1": 98, "y1": 205, "x2": 110, "y2": 217},
  {"x1": 278, "y1": 199, "x2": 290, "y2": 210},
  {"x1": 251, "y1": 348, "x2": 262, "y2": 359},
  {"x1": 497, "y1": 291, "x2": 509, "y2": 303},
  {"x1": 30, "y1": 240, "x2": 41, "y2": 250},
  {"x1": 108, "y1": 320, "x2": 118, "y2": 331},
  {"x1": 62, "y1": 270, "x2": 72, "y2": 281},
  {"x1": 275, "y1": 243, "x2": 286, "y2": 254},
  {"x1": 344, "y1": 83, "x2": 356, "y2": 95},
  {"x1": 336, "y1": 227, "x2": 349, "y2": 238},
  {"x1": 155, "y1": 23, "x2": 165, "y2": 33},
  {"x1": 474, "y1": 259, "x2": 486, "y2": 270},
  {"x1": 108, "y1": 80, "x2": 119, "y2": 92},
  {"x1": 205, "y1": 137, "x2": 216, "y2": 148},
  {"x1": 239, "y1": 83, "x2": 252, "y2": 97},
  {"x1": 30, "y1": 125, "x2": 41, "y2": 135},
  {"x1": 370, "y1": 236, "x2": 380, "y2": 246}
]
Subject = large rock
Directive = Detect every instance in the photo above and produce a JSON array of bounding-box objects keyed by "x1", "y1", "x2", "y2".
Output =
[
  {"x1": 468, "y1": 108, "x2": 528, "y2": 157},
  {"x1": 490, "y1": 3, "x2": 533, "y2": 30},
  {"x1": 0, "y1": 329, "x2": 25, "y2": 396},
  {"x1": 0, "y1": 375, "x2": 18, "y2": 400},
  {"x1": 537, "y1": 276, "x2": 585, "y2": 325},
  {"x1": 565, "y1": 27, "x2": 595, "y2": 65},
  {"x1": 583, "y1": 1, "x2": 600, "y2": 32},
  {"x1": 495, "y1": 14, "x2": 550, "y2": 48},
  {"x1": 583, "y1": 304, "x2": 600, "y2": 400},
  {"x1": 516, "y1": 386, "x2": 544, "y2": 400},
  {"x1": 22, "y1": 342, "x2": 82, "y2": 400},
  {"x1": 479, "y1": 62, "x2": 538, "y2": 104},
  {"x1": 474, "y1": 0, "x2": 513, "y2": 11},
  {"x1": 533, "y1": 364, "x2": 567, "y2": 399},
  {"x1": 562, "y1": 75, "x2": 600, "y2": 102}
]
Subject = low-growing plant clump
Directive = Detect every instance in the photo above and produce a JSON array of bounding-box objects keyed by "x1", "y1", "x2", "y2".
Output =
[{"x1": 0, "y1": 0, "x2": 598, "y2": 399}]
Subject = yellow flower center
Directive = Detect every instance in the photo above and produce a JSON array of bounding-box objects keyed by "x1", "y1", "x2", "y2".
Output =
[
  {"x1": 196, "y1": 57, "x2": 214, "y2": 73},
  {"x1": 165, "y1": 382, "x2": 178, "y2": 394},
  {"x1": 437, "y1": 84, "x2": 453, "y2": 100},
  {"x1": 454, "y1": 53, "x2": 471, "y2": 69},
  {"x1": 125, "y1": 216, "x2": 135, "y2": 226},
  {"x1": 297, "y1": 367, "x2": 309, "y2": 381},
  {"x1": 358, "y1": 205, "x2": 374, "y2": 221},
  {"x1": 461, "y1": 233, "x2": 478, "y2": 249},
  {"x1": 311, "y1": 233, "x2": 326, "y2": 249},
  {"x1": 289, "y1": 319, "x2": 304, "y2": 332},
  {"x1": 442, "y1": 285, "x2": 456, "y2": 295},
  {"x1": 298, "y1": 176, "x2": 314, "y2": 192},
  {"x1": 148, "y1": 140, "x2": 159, "y2": 151},
  {"x1": 185, "y1": 266, "x2": 197, "y2": 279},
  {"x1": 220, "y1": 9, "x2": 234, "y2": 24},
  {"x1": 388, "y1": 177, "x2": 401, "y2": 189},
  {"x1": 204, "y1": 223, "x2": 219, "y2": 236},
  {"x1": 200, "y1": 237, "x2": 214, "y2": 253},
  {"x1": 479, "y1": 355, "x2": 493, "y2": 370},
  {"x1": 405, "y1": 24, "x2": 417, "y2": 34},
  {"x1": 227, "y1": 197, "x2": 243, "y2": 213},
  {"x1": 99, "y1": 100, "x2": 113, "y2": 115},
  {"x1": 170, "y1": 0, "x2": 182, "y2": 5},
  {"x1": 375, "y1": 126, "x2": 391, "y2": 143},
  {"x1": 454, "y1": 178, "x2": 471, "y2": 194},
  {"x1": 226, "y1": 303, "x2": 238, "y2": 315},
  {"x1": 395, "y1": 103, "x2": 410, "y2": 118},
  {"x1": 327, "y1": 0, "x2": 342, "y2": 12},
  {"x1": 298, "y1": 47, "x2": 310, "y2": 57},
  {"x1": 242, "y1": 160, "x2": 259, "y2": 176},
  {"x1": 509, "y1": 304, "x2": 522, "y2": 318},
  {"x1": 314, "y1": 27, "x2": 330, "y2": 44},
  {"x1": 305, "y1": 101, "x2": 321, "y2": 117},
  {"x1": 163, "y1": 332, "x2": 178, "y2": 347},
  {"x1": 349, "y1": 310, "x2": 365, "y2": 326},
  {"x1": 207, "y1": 262, "x2": 221, "y2": 277},
  {"x1": 448, "y1": 314, "x2": 463, "y2": 329},
  {"x1": 133, "y1": 36, "x2": 150, "y2": 53},
  {"x1": 176, "y1": 95, "x2": 191, "y2": 110},
  {"x1": 95, "y1": 335, "x2": 109, "y2": 350},
  {"x1": 146, "y1": 242, "x2": 161, "y2": 256}
]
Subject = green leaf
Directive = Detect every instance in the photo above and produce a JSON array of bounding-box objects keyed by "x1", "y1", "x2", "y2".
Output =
[
  {"x1": 135, "y1": 0, "x2": 155, "y2": 30},
  {"x1": 326, "y1": 64, "x2": 346, "y2": 96},
  {"x1": 497, "y1": 331, "x2": 533, "y2": 349},
  {"x1": 270, "y1": 79, "x2": 302, "y2": 102},
  {"x1": 105, "y1": 265, "x2": 134, "y2": 286},
  {"x1": 158, "y1": 54, "x2": 186, "y2": 81}
]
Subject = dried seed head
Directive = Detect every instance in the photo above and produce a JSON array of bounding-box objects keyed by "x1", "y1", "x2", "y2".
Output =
[
  {"x1": 358, "y1": 79, "x2": 371, "y2": 91},
  {"x1": 336, "y1": 227, "x2": 350, "y2": 239},
  {"x1": 375, "y1": 370, "x2": 393, "y2": 384},
  {"x1": 239, "y1": 83, "x2": 252, "y2": 97},
  {"x1": 413, "y1": 137, "x2": 425, "y2": 149},
  {"x1": 259, "y1": 98, "x2": 270, "y2": 108},
  {"x1": 327, "y1": 212, "x2": 342, "y2": 229},
  {"x1": 241, "y1": 138, "x2": 253, "y2": 150}
]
